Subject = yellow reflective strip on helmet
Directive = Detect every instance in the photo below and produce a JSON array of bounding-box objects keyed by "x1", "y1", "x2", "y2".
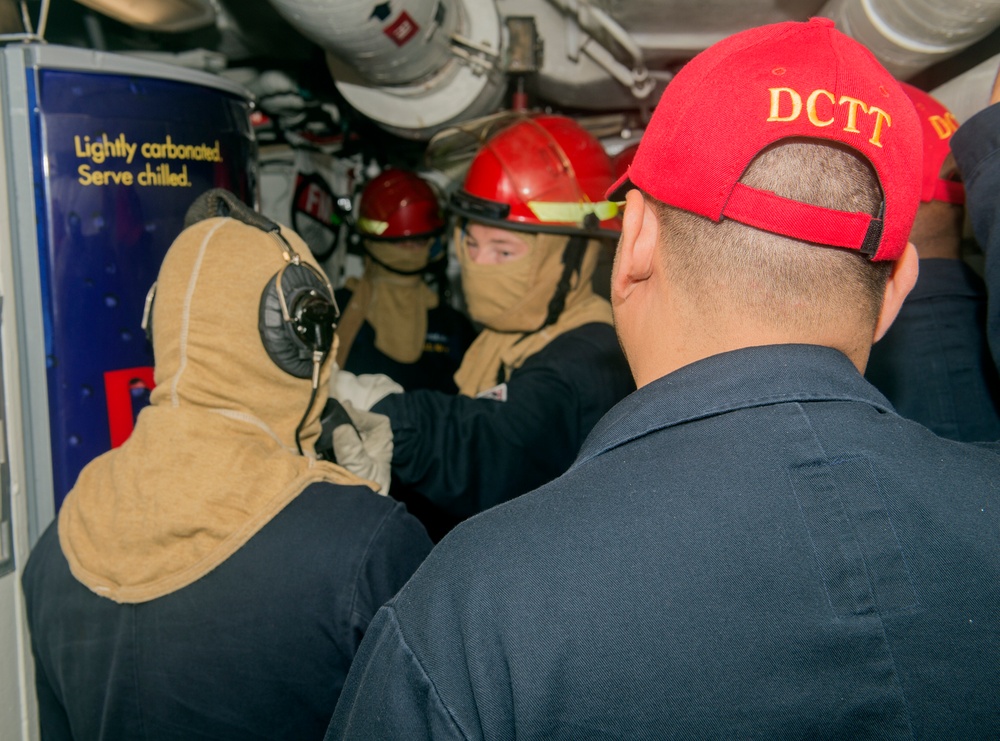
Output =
[
  {"x1": 357, "y1": 217, "x2": 389, "y2": 235},
  {"x1": 526, "y1": 200, "x2": 619, "y2": 223},
  {"x1": 592, "y1": 200, "x2": 620, "y2": 221}
]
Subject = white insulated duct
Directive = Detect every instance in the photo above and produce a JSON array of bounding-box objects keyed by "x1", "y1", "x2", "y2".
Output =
[
  {"x1": 819, "y1": 0, "x2": 1000, "y2": 79},
  {"x1": 265, "y1": 0, "x2": 505, "y2": 139},
  {"x1": 267, "y1": 0, "x2": 458, "y2": 85},
  {"x1": 263, "y1": 0, "x2": 1000, "y2": 137},
  {"x1": 929, "y1": 51, "x2": 1000, "y2": 125}
]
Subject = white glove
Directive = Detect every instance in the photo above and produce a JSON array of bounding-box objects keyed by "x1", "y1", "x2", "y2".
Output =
[
  {"x1": 331, "y1": 400, "x2": 394, "y2": 495},
  {"x1": 331, "y1": 366, "x2": 403, "y2": 411}
]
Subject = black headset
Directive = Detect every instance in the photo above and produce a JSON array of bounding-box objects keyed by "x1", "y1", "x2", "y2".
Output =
[
  {"x1": 142, "y1": 188, "x2": 340, "y2": 453},
  {"x1": 143, "y1": 188, "x2": 339, "y2": 378}
]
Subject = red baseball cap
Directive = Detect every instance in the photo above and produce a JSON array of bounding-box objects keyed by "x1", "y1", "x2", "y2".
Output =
[
  {"x1": 899, "y1": 82, "x2": 964, "y2": 205},
  {"x1": 608, "y1": 18, "x2": 922, "y2": 261}
]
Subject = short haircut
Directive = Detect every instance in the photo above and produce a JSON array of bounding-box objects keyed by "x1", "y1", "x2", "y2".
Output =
[{"x1": 648, "y1": 138, "x2": 893, "y2": 333}]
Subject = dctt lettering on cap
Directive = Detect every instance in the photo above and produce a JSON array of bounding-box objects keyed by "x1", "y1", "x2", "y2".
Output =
[
  {"x1": 767, "y1": 87, "x2": 891, "y2": 147},
  {"x1": 928, "y1": 113, "x2": 959, "y2": 140}
]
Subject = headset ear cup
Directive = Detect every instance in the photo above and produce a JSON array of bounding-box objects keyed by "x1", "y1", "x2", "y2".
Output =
[{"x1": 258, "y1": 264, "x2": 336, "y2": 378}]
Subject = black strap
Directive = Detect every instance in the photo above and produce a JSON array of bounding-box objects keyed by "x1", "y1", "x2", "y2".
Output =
[
  {"x1": 184, "y1": 188, "x2": 279, "y2": 234},
  {"x1": 315, "y1": 398, "x2": 358, "y2": 463},
  {"x1": 539, "y1": 226, "x2": 591, "y2": 330},
  {"x1": 859, "y1": 201, "x2": 885, "y2": 259}
]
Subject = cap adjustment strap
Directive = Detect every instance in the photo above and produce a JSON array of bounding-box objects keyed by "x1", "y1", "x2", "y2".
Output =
[
  {"x1": 723, "y1": 183, "x2": 883, "y2": 258},
  {"x1": 932, "y1": 179, "x2": 965, "y2": 205}
]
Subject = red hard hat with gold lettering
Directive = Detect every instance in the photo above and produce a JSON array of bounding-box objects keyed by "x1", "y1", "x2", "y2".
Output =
[
  {"x1": 450, "y1": 115, "x2": 621, "y2": 237},
  {"x1": 356, "y1": 169, "x2": 444, "y2": 240}
]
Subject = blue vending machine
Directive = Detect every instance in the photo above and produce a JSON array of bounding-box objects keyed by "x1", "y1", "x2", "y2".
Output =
[{"x1": 0, "y1": 44, "x2": 257, "y2": 543}]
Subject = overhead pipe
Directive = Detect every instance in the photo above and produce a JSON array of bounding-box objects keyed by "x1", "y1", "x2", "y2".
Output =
[
  {"x1": 819, "y1": 0, "x2": 1000, "y2": 80},
  {"x1": 72, "y1": 0, "x2": 215, "y2": 33},
  {"x1": 929, "y1": 51, "x2": 1000, "y2": 126},
  {"x1": 265, "y1": 0, "x2": 506, "y2": 139},
  {"x1": 267, "y1": 0, "x2": 458, "y2": 85}
]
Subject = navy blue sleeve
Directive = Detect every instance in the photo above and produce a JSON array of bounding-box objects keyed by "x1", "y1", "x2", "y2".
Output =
[
  {"x1": 865, "y1": 258, "x2": 1000, "y2": 441},
  {"x1": 32, "y1": 653, "x2": 74, "y2": 741},
  {"x1": 951, "y1": 103, "x2": 1000, "y2": 373},
  {"x1": 22, "y1": 530, "x2": 75, "y2": 741},
  {"x1": 373, "y1": 325, "x2": 632, "y2": 518}
]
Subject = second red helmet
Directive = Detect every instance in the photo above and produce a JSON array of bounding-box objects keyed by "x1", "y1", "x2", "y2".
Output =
[
  {"x1": 450, "y1": 115, "x2": 621, "y2": 237},
  {"x1": 356, "y1": 169, "x2": 445, "y2": 240}
]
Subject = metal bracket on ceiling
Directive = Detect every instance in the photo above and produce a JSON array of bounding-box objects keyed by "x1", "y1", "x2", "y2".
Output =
[{"x1": 545, "y1": 0, "x2": 655, "y2": 99}]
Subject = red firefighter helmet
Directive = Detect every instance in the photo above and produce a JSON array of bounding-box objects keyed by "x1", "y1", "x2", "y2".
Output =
[
  {"x1": 356, "y1": 168, "x2": 445, "y2": 240},
  {"x1": 612, "y1": 142, "x2": 641, "y2": 182},
  {"x1": 450, "y1": 115, "x2": 621, "y2": 237}
]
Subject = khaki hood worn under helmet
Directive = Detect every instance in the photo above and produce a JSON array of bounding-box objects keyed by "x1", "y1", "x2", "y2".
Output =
[
  {"x1": 453, "y1": 226, "x2": 613, "y2": 397},
  {"x1": 59, "y1": 214, "x2": 373, "y2": 604}
]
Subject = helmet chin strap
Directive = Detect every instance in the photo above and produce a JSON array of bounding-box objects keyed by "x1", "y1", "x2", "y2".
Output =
[
  {"x1": 536, "y1": 214, "x2": 597, "y2": 331},
  {"x1": 362, "y1": 244, "x2": 431, "y2": 276}
]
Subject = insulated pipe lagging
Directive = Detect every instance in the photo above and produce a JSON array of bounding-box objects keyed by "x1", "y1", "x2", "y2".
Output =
[
  {"x1": 820, "y1": 0, "x2": 1000, "y2": 79},
  {"x1": 265, "y1": 0, "x2": 460, "y2": 86}
]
